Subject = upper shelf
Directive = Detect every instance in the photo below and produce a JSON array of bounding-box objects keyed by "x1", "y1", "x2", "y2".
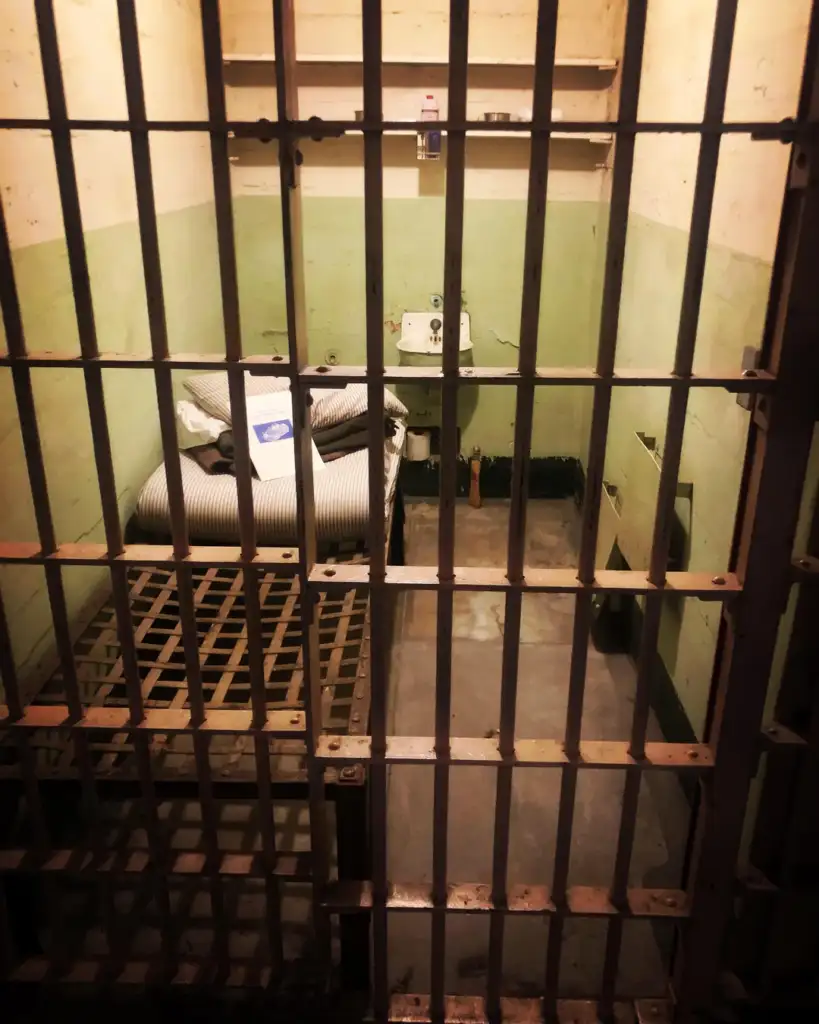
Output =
[{"x1": 223, "y1": 53, "x2": 619, "y2": 71}]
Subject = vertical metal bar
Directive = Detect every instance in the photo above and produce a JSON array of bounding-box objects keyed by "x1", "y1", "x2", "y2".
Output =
[
  {"x1": 677, "y1": 6, "x2": 819, "y2": 1016},
  {"x1": 199, "y1": 0, "x2": 266, "y2": 711},
  {"x1": 576, "y1": 0, "x2": 647, "y2": 587},
  {"x1": 361, "y1": 0, "x2": 390, "y2": 1015},
  {"x1": 115, "y1": 0, "x2": 203, "y2": 719},
  {"x1": 486, "y1": 2, "x2": 558, "y2": 1016},
  {"x1": 0, "y1": 584, "x2": 23, "y2": 721},
  {"x1": 428, "y1": 2, "x2": 469, "y2": 1018},
  {"x1": 199, "y1": 0, "x2": 274, "y2": 979},
  {"x1": 648, "y1": 0, "x2": 739, "y2": 589},
  {"x1": 1, "y1": 154, "x2": 104, "y2": 863},
  {"x1": 600, "y1": 3, "x2": 738, "y2": 1014},
  {"x1": 34, "y1": 0, "x2": 175, "y2": 970},
  {"x1": 271, "y1": 0, "x2": 331, "y2": 976}
]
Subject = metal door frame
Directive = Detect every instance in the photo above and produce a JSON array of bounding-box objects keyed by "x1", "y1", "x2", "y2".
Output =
[{"x1": 0, "y1": 0, "x2": 818, "y2": 1020}]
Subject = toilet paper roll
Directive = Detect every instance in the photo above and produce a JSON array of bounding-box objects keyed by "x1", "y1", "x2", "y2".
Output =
[{"x1": 406, "y1": 429, "x2": 431, "y2": 461}]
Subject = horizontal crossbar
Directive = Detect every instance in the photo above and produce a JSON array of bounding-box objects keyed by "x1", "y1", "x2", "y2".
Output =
[
  {"x1": 388, "y1": 995, "x2": 673, "y2": 1023},
  {"x1": 323, "y1": 880, "x2": 689, "y2": 919},
  {"x1": 0, "y1": 848, "x2": 311, "y2": 880},
  {"x1": 316, "y1": 735, "x2": 713, "y2": 769},
  {"x1": 0, "y1": 542, "x2": 299, "y2": 567},
  {"x1": 0, "y1": 352, "x2": 776, "y2": 391},
  {"x1": 312, "y1": 565, "x2": 741, "y2": 597},
  {"x1": 0, "y1": 705, "x2": 304, "y2": 735},
  {"x1": 0, "y1": 115, "x2": 809, "y2": 139}
]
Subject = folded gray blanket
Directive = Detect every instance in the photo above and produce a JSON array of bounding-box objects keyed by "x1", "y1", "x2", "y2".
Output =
[{"x1": 188, "y1": 415, "x2": 400, "y2": 475}]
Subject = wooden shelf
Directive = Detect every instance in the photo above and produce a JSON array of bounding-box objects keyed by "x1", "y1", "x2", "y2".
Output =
[{"x1": 223, "y1": 53, "x2": 618, "y2": 71}]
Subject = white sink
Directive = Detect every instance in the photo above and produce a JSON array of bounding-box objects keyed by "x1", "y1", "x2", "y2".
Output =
[{"x1": 396, "y1": 311, "x2": 473, "y2": 354}]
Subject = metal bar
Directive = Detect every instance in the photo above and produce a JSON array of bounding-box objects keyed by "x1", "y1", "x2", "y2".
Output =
[
  {"x1": 322, "y1": 882, "x2": 689, "y2": 919},
  {"x1": 488, "y1": 2, "x2": 558, "y2": 1013},
  {"x1": 649, "y1": 0, "x2": 739, "y2": 588},
  {"x1": 0, "y1": 848, "x2": 311, "y2": 880},
  {"x1": 387, "y1": 995, "x2": 673, "y2": 1022},
  {"x1": 0, "y1": 705, "x2": 304, "y2": 734},
  {"x1": 577, "y1": 0, "x2": 648, "y2": 586},
  {"x1": 115, "y1": 1, "x2": 207, "y2": 748},
  {"x1": 0, "y1": 586, "x2": 23, "y2": 723},
  {"x1": 676, "y1": 5, "x2": 819, "y2": 1015},
  {"x1": 271, "y1": 0, "x2": 331, "y2": 976},
  {"x1": 428, "y1": 2, "x2": 469, "y2": 1016},
  {"x1": 1, "y1": 162, "x2": 106, "y2": 881},
  {"x1": 308, "y1": 564, "x2": 739, "y2": 595},
  {"x1": 0, "y1": 354, "x2": 779, "y2": 391},
  {"x1": 315, "y1": 735, "x2": 713, "y2": 769},
  {"x1": 601, "y1": 5, "x2": 739, "y2": 1010},
  {"x1": 0, "y1": 550, "x2": 741, "y2": 597},
  {"x1": 0, "y1": 115, "x2": 811, "y2": 136},
  {"x1": 199, "y1": 6, "x2": 268, "y2": 764},
  {"x1": 33, "y1": 0, "x2": 175, "y2": 969},
  {"x1": 0, "y1": 543, "x2": 299, "y2": 567},
  {"x1": 361, "y1": 0, "x2": 390, "y2": 1015}
]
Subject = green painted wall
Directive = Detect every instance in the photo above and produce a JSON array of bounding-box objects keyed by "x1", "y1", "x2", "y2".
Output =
[
  {"x1": 606, "y1": 212, "x2": 775, "y2": 736},
  {"x1": 0, "y1": 202, "x2": 223, "y2": 695},
  {"x1": 233, "y1": 195, "x2": 601, "y2": 458}
]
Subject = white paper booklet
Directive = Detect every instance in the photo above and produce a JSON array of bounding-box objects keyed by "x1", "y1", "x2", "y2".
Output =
[{"x1": 245, "y1": 391, "x2": 325, "y2": 482}]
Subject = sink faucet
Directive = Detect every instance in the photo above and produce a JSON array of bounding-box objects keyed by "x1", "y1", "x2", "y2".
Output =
[{"x1": 430, "y1": 317, "x2": 442, "y2": 346}]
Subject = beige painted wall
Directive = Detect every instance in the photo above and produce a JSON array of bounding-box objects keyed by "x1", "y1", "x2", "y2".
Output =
[
  {"x1": 605, "y1": 0, "x2": 811, "y2": 734},
  {"x1": 0, "y1": 0, "x2": 216, "y2": 691},
  {"x1": 221, "y1": 0, "x2": 622, "y2": 201}
]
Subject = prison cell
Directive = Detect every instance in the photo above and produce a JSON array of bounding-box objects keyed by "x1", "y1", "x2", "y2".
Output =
[{"x1": 0, "y1": 0, "x2": 818, "y2": 1021}]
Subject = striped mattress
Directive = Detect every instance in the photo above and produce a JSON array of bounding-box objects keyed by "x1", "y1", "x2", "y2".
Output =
[{"x1": 135, "y1": 419, "x2": 406, "y2": 545}]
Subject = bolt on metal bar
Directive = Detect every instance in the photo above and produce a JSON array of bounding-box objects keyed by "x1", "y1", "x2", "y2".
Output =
[
  {"x1": 429, "y1": 2, "x2": 470, "y2": 1016},
  {"x1": 487, "y1": 1, "x2": 558, "y2": 1015},
  {"x1": 361, "y1": 0, "x2": 390, "y2": 1015},
  {"x1": 600, "y1": 1, "x2": 740, "y2": 1013},
  {"x1": 676, "y1": 2, "x2": 819, "y2": 1014},
  {"x1": 271, "y1": 0, "x2": 332, "y2": 975}
]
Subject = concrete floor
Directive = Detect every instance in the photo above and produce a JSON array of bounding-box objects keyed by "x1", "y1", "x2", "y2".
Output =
[{"x1": 385, "y1": 499, "x2": 691, "y2": 999}]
